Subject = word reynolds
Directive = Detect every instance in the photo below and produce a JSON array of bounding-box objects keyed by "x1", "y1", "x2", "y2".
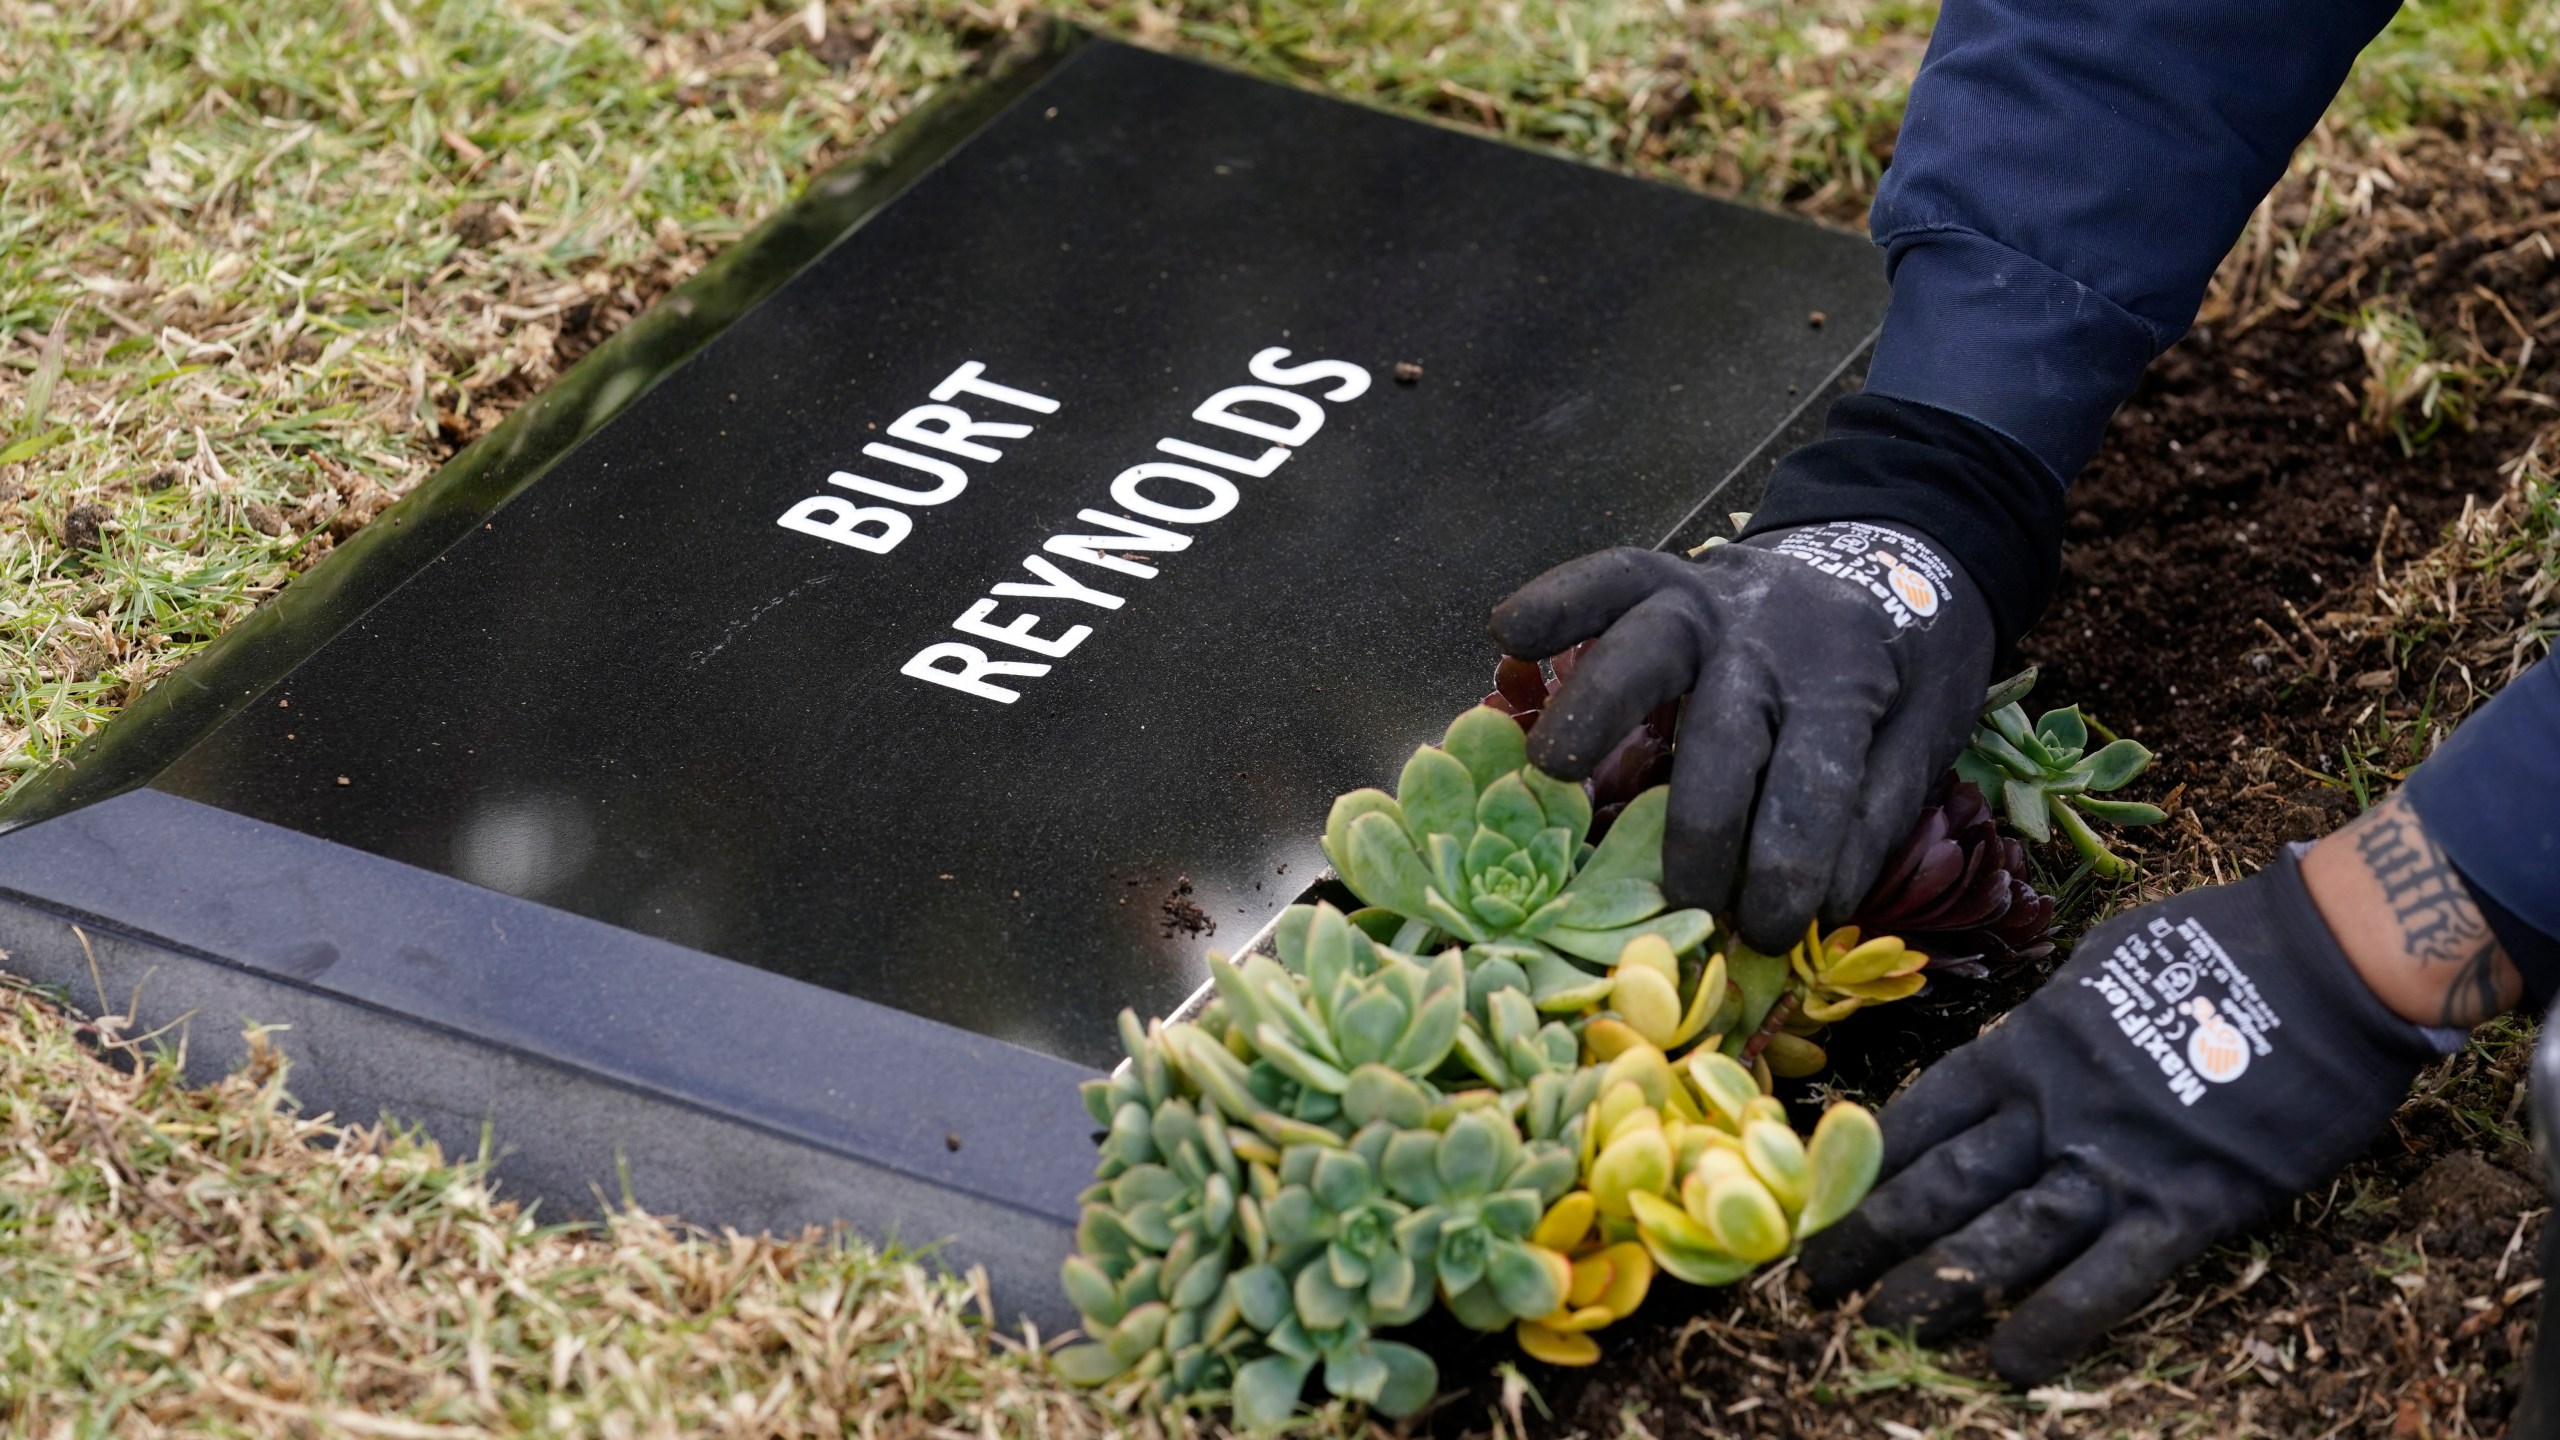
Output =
[{"x1": 776, "y1": 347, "x2": 1371, "y2": 703}]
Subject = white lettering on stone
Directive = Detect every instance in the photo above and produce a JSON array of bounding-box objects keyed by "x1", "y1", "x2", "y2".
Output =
[
  {"x1": 1045, "y1": 508, "x2": 1195, "y2": 579},
  {"x1": 951, "y1": 597, "x2": 1091, "y2": 658},
  {"x1": 906, "y1": 345, "x2": 1373, "y2": 703},
  {"x1": 1110, "y1": 461, "x2": 1240, "y2": 524},
  {"x1": 1248, "y1": 346, "x2": 1372, "y2": 401},
  {"x1": 774, "y1": 361, "x2": 1049, "y2": 553},
  {"x1": 931, "y1": 360, "x2": 1060, "y2": 414},
  {"x1": 901, "y1": 642, "x2": 1049, "y2": 704},
  {"x1": 993, "y1": 554, "x2": 1126, "y2": 611},
  {"x1": 884, "y1": 403, "x2": 1033, "y2": 463},
  {"x1": 1192, "y1": 385, "x2": 1325, "y2": 447},
  {"x1": 1156, "y1": 435, "x2": 1288, "y2": 477},
  {"x1": 777, "y1": 496, "x2": 910, "y2": 553},
  {"x1": 853, "y1": 442, "x2": 970, "y2": 503}
]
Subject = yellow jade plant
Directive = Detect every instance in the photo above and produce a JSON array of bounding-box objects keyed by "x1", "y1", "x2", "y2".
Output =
[
  {"x1": 1573, "y1": 921, "x2": 1930, "y2": 1093},
  {"x1": 1511, "y1": 1037, "x2": 1882, "y2": 1365}
]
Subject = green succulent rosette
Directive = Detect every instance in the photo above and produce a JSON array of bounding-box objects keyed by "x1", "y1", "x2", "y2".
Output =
[
  {"x1": 1384, "y1": 1106, "x2": 1577, "y2": 1331},
  {"x1": 1057, "y1": 1013, "x2": 1262, "y2": 1404},
  {"x1": 1221, "y1": 1130, "x2": 1442, "y2": 1427},
  {"x1": 1957, "y1": 699, "x2": 2165, "y2": 878},
  {"x1": 1324, "y1": 705, "x2": 1714, "y2": 1010}
]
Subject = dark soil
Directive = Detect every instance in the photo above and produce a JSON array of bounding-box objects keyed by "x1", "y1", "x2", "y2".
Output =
[
  {"x1": 1161, "y1": 876, "x2": 1216, "y2": 939},
  {"x1": 1406, "y1": 128, "x2": 2558, "y2": 1439},
  {"x1": 2025, "y1": 127, "x2": 2560, "y2": 870}
]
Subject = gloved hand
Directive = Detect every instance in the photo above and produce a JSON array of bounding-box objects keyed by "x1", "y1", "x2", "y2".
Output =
[
  {"x1": 1488, "y1": 521, "x2": 1992, "y2": 953},
  {"x1": 1797, "y1": 849, "x2": 2440, "y2": 1384}
]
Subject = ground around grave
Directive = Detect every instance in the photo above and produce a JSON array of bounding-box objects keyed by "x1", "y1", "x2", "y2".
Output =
[
  {"x1": 2, "y1": 0, "x2": 2557, "y2": 1435},
  {"x1": 1406, "y1": 121, "x2": 2560, "y2": 1440}
]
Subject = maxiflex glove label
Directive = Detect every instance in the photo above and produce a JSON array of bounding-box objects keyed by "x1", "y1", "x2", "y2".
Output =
[
  {"x1": 2080, "y1": 916, "x2": 2284, "y2": 1106},
  {"x1": 1764, "y1": 521, "x2": 1953, "y2": 631}
]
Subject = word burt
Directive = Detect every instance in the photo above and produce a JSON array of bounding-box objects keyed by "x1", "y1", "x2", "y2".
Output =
[{"x1": 776, "y1": 360, "x2": 1060, "y2": 554}]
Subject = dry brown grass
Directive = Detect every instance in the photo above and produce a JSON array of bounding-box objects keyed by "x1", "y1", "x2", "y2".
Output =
[{"x1": 0, "y1": 970, "x2": 1343, "y2": 1436}]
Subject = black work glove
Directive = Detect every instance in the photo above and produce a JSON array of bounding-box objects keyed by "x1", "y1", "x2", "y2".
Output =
[
  {"x1": 1489, "y1": 521, "x2": 1992, "y2": 953},
  {"x1": 1799, "y1": 849, "x2": 2442, "y2": 1384}
]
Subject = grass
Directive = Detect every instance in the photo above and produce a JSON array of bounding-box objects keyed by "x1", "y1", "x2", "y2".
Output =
[
  {"x1": 0, "y1": 974, "x2": 1273, "y2": 1435},
  {"x1": 3, "y1": 0, "x2": 2559, "y2": 1432}
]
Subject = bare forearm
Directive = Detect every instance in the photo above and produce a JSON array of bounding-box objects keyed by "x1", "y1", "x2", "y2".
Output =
[{"x1": 2302, "y1": 791, "x2": 2523, "y2": 1030}]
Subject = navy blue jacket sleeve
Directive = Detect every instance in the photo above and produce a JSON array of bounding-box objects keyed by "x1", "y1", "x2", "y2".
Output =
[
  {"x1": 1864, "y1": 0, "x2": 2403, "y2": 483},
  {"x1": 1750, "y1": 0, "x2": 2406, "y2": 653},
  {"x1": 2403, "y1": 657, "x2": 2560, "y2": 1009}
]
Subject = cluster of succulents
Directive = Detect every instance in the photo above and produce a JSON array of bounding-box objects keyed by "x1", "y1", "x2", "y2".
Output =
[
  {"x1": 1060, "y1": 907, "x2": 1880, "y2": 1424},
  {"x1": 1059, "y1": 709, "x2": 1891, "y2": 1426},
  {"x1": 1957, "y1": 686, "x2": 2165, "y2": 879},
  {"x1": 1061, "y1": 665, "x2": 2172, "y2": 1425}
]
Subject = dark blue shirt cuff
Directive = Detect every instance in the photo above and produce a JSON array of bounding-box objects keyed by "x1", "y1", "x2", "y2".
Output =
[
  {"x1": 1862, "y1": 226, "x2": 2166, "y2": 486},
  {"x1": 2403, "y1": 657, "x2": 2560, "y2": 1008}
]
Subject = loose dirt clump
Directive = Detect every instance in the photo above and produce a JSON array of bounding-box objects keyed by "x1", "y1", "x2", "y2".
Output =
[{"x1": 1161, "y1": 875, "x2": 1216, "y2": 939}]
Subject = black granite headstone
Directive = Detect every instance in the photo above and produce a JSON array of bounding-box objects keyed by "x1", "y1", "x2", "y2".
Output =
[{"x1": 0, "y1": 28, "x2": 1882, "y2": 1321}]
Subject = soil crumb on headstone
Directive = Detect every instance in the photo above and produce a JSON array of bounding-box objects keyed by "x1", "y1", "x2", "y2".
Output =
[{"x1": 1160, "y1": 876, "x2": 1214, "y2": 938}]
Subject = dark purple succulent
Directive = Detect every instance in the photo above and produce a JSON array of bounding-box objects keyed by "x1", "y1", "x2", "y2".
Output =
[
  {"x1": 1484, "y1": 643, "x2": 1678, "y2": 839},
  {"x1": 1852, "y1": 777, "x2": 2057, "y2": 976}
]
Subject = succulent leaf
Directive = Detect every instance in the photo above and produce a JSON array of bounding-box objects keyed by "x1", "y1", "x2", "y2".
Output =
[
  {"x1": 1367, "y1": 1340, "x2": 1441, "y2": 1417},
  {"x1": 1345, "y1": 810, "x2": 1440, "y2": 920},
  {"x1": 1477, "y1": 772, "x2": 1548, "y2": 849},
  {"x1": 1322, "y1": 789, "x2": 1403, "y2": 876},
  {"x1": 2079, "y1": 737, "x2": 2154, "y2": 792},
  {"x1": 1740, "y1": 1119, "x2": 1810, "y2": 1212},
  {"x1": 2073, "y1": 795, "x2": 2168, "y2": 825},
  {"x1": 1443, "y1": 704, "x2": 1531, "y2": 790},
  {"x1": 1396, "y1": 744, "x2": 1479, "y2": 843},
  {"x1": 1435, "y1": 1113, "x2": 1504, "y2": 1196},
  {"x1": 1798, "y1": 1103, "x2": 1883, "y2": 1238},
  {"x1": 2001, "y1": 777, "x2": 2053, "y2": 842},
  {"x1": 1762, "y1": 1033, "x2": 1827, "y2": 1078},
  {"x1": 1983, "y1": 665, "x2": 2041, "y2": 713},
  {"x1": 1052, "y1": 1342, "x2": 1130, "y2": 1386},
  {"x1": 1589, "y1": 1125, "x2": 1672, "y2": 1217},
  {"x1": 1698, "y1": 1174, "x2": 1790, "y2": 1263},
  {"x1": 1545, "y1": 908, "x2": 1714, "y2": 966},
  {"x1": 1627, "y1": 1190, "x2": 1755, "y2": 1287},
  {"x1": 2034, "y1": 706, "x2": 2089, "y2": 757},
  {"x1": 1611, "y1": 963, "x2": 1684, "y2": 1049},
  {"x1": 1520, "y1": 765, "x2": 1595, "y2": 846},
  {"x1": 1685, "y1": 1051, "x2": 1759, "y2": 1127},
  {"x1": 1479, "y1": 1238, "x2": 1556, "y2": 1318},
  {"x1": 1517, "y1": 1320, "x2": 1602, "y2": 1366},
  {"x1": 1231, "y1": 1354, "x2": 1313, "y2": 1431},
  {"x1": 1562, "y1": 787, "x2": 1668, "y2": 891},
  {"x1": 1987, "y1": 704, "x2": 2051, "y2": 766}
]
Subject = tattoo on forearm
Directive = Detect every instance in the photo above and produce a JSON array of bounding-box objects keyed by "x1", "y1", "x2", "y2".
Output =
[
  {"x1": 2354, "y1": 806, "x2": 2489, "y2": 959},
  {"x1": 2351, "y1": 800, "x2": 2513, "y2": 1027}
]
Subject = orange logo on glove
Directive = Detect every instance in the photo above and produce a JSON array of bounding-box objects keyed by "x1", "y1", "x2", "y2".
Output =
[
  {"x1": 1887, "y1": 563, "x2": 1940, "y2": 617},
  {"x1": 2185, "y1": 998, "x2": 2251, "y2": 1084}
]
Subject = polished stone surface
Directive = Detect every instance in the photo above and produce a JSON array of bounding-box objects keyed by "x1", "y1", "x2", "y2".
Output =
[{"x1": 140, "y1": 39, "x2": 1883, "y2": 1069}]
